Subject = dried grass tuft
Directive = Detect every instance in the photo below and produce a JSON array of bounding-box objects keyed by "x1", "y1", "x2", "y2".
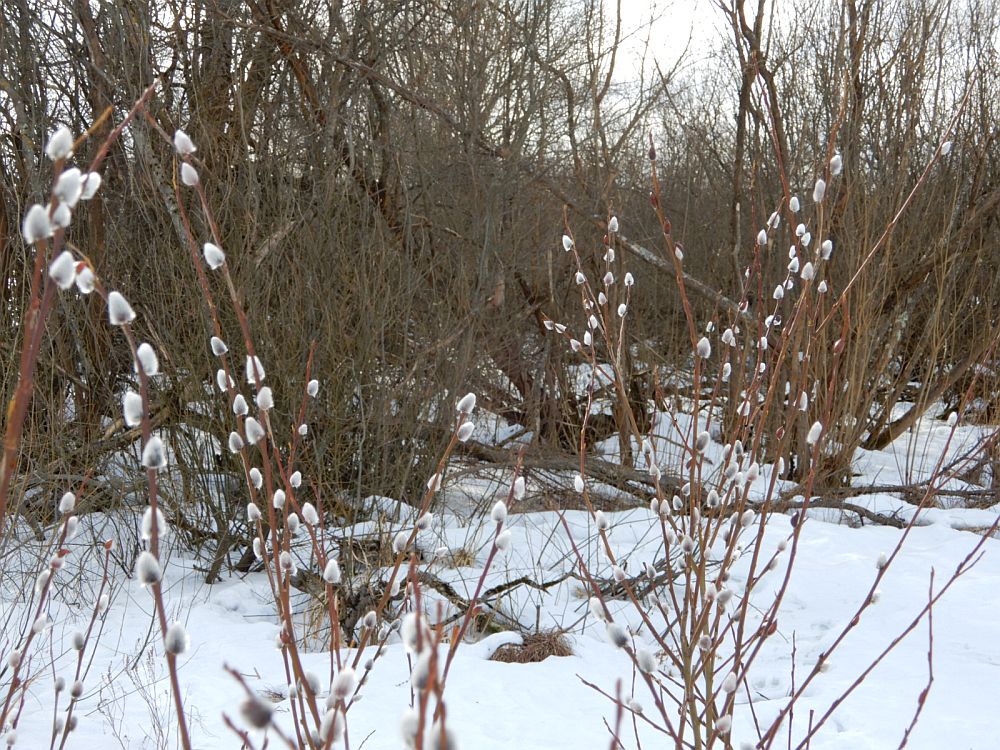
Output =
[{"x1": 490, "y1": 631, "x2": 573, "y2": 663}]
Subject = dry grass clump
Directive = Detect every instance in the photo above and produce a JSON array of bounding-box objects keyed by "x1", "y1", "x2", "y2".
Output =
[{"x1": 490, "y1": 631, "x2": 573, "y2": 664}]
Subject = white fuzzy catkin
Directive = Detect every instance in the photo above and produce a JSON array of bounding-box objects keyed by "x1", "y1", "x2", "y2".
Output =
[
  {"x1": 456, "y1": 392, "x2": 476, "y2": 414},
  {"x1": 246, "y1": 502, "x2": 262, "y2": 522},
  {"x1": 331, "y1": 668, "x2": 356, "y2": 699},
  {"x1": 52, "y1": 203, "x2": 71, "y2": 229},
  {"x1": 123, "y1": 391, "x2": 143, "y2": 427},
  {"x1": 55, "y1": 168, "x2": 84, "y2": 207},
  {"x1": 249, "y1": 467, "x2": 263, "y2": 489},
  {"x1": 136, "y1": 343, "x2": 159, "y2": 376},
  {"x1": 588, "y1": 596, "x2": 607, "y2": 622},
  {"x1": 228, "y1": 431, "x2": 244, "y2": 453},
  {"x1": 410, "y1": 651, "x2": 433, "y2": 691},
  {"x1": 180, "y1": 162, "x2": 199, "y2": 186},
  {"x1": 216, "y1": 370, "x2": 233, "y2": 392},
  {"x1": 323, "y1": 557, "x2": 341, "y2": 585},
  {"x1": 23, "y1": 204, "x2": 53, "y2": 243},
  {"x1": 574, "y1": 271, "x2": 586, "y2": 285},
  {"x1": 801, "y1": 262, "x2": 815, "y2": 280},
  {"x1": 491, "y1": 500, "x2": 508, "y2": 524},
  {"x1": 637, "y1": 648, "x2": 658, "y2": 674},
  {"x1": 574, "y1": 474, "x2": 585, "y2": 493},
  {"x1": 298, "y1": 423, "x2": 309, "y2": 436},
  {"x1": 696, "y1": 337, "x2": 711, "y2": 359},
  {"x1": 721, "y1": 671, "x2": 738, "y2": 693},
  {"x1": 392, "y1": 530, "x2": 409, "y2": 553},
  {"x1": 595, "y1": 511, "x2": 609, "y2": 531},
  {"x1": 400, "y1": 709, "x2": 420, "y2": 748},
  {"x1": 617, "y1": 303, "x2": 627, "y2": 317},
  {"x1": 289, "y1": 470, "x2": 302, "y2": 488},
  {"x1": 240, "y1": 695, "x2": 273, "y2": 729},
  {"x1": 232, "y1": 394, "x2": 248, "y2": 416},
  {"x1": 608, "y1": 216, "x2": 619, "y2": 233},
  {"x1": 80, "y1": 172, "x2": 102, "y2": 200},
  {"x1": 244, "y1": 417, "x2": 265, "y2": 444},
  {"x1": 255, "y1": 387, "x2": 273, "y2": 410},
  {"x1": 756, "y1": 229, "x2": 768, "y2": 246},
  {"x1": 562, "y1": 234, "x2": 574, "y2": 252},
  {"x1": 821, "y1": 239, "x2": 833, "y2": 260},
  {"x1": 107, "y1": 292, "x2": 136, "y2": 325},
  {"x1": 46, "y1": 126, "x2": 74, "y2": 161},
  {"x1": 141, "y1": 436, "x2": 167, "y2": 470},
  {"x1": 806, "y1": 421, "x2": 823, "y2": 445},
  {"x1": 141, "y1": 506, "x2": 166, "y2": 540},
  {"x1": 512, "y1": 476, "x2": 525, "y2": 500},
  {"x1": 302, "y1": 502, "x2": 319, "y2": 525},
  {"x1": 48, "y1": 251, "x2": 76, "y2": 290},
  {"x1": 59, "y1": 492, "x2": 76, "y2": 514},
  {"x1": 272, "y1": 489, "x2": 286, "y2": 509},
  {"x1": 203, "y1": 242, "x2": 225, "y2": 269},
  {"x1": 495, "y1": 529, "x2": 512, "y2": 551},
  {"x1": 173, "y1": 130, "x2": 197, "y2": 156},
  {"x1": 789, "y1": 196, "x2": 800, "y2": 212},
  {"x1": 606, "y1": 622, "x2": 628, "y2": 649},
  {"x1": 457, "y1": 421, "x2": 475, "y2": 442},
  {"x1": 210, "y1": 336, "x2": 228, "y2": 355},
  {"x1": 307, "y1": 379, "x2": 319, "y2": 397},
  {"x1": 75, "y1": 266, "x2": 95, "y2": 294},
  {"x1": 813, "y1": 178, "x2": 826, "y2": 203},
  {"x1": 164, "y1": 622, "x2": 190, "y2": 655},
  {"x1": 941, "y1": 140, "x2": 953, "y2": 155},
  {"x1": 135, "y1": 551, "x2": 161, "y2": 585},
  {"x1": 830, "y1": 153, "x2": 843, "y2": 176},
  {"x1": 623, "y1": 271, "x2": 634, "y2": 287}
]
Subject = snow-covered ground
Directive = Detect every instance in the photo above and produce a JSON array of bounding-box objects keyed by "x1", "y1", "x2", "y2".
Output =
[{"x1": 3, "y1": 415, "x2": 998, "y2": 749}]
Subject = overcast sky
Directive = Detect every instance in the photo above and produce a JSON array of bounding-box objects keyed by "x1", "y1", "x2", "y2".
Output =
[{"x1": 617, "y1": 0, "x2": 725, "y2": 81}]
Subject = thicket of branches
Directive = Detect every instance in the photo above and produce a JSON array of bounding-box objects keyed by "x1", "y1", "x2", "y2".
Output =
[
  {"x1": 2, "y1": 0, "x2": 997, "y2": 536},
  {"x1": 2, "y1": 1, "x2": 1000, "y2": 748}
]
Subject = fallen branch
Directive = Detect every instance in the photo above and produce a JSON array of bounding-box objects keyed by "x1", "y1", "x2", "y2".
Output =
[{"x1": 460, "y1": 439, "x2": 682, "y2": 497}]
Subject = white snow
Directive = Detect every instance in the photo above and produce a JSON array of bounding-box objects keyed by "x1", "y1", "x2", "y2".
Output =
[{"x1": 4, "y1": 415, "x2": 998, "y2": 749}]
